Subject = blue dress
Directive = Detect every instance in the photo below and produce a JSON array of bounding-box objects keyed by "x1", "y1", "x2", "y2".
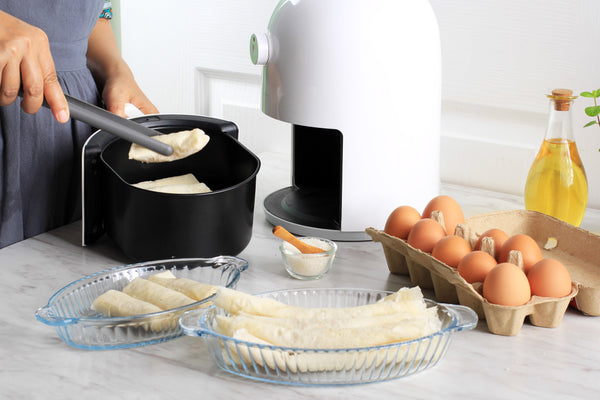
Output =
[{"x1": 0, "y1": 0, "x2": 105, "y2": 247}]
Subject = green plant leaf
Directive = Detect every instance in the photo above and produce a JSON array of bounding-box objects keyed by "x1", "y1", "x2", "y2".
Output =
[
  {"x1": 585, "y1": 105, "x2": 600, "y2": 116},
  {"x1": 581, "y1": 89, "x2": 600, "y2": 98},
  {"x1": 583, "y1": 120, "x2": 598, "y2": 128}
]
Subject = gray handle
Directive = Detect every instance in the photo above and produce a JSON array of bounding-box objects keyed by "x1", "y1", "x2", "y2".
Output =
[{"x1": 64, "y1": 94, "x2": 173, "y2": 156}]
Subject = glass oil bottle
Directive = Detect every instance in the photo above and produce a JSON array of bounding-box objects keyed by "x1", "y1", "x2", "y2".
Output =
[{"x1": 524, "y1": 89, "x2": 588, "y2": 226}]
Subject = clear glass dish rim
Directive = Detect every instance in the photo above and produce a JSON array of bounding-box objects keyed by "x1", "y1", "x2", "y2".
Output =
[
  {"x1": 37, "y1": 256, "x2": 248, "y2": 325},
  {"x1": 193, "y1": 287, "x2": 475, "y2": 353}
]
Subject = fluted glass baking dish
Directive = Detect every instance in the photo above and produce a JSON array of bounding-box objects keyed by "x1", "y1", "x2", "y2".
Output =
[
  {"x1": 180, "y1": 287, "x2": 477, "y2": 386},
  {"x1": 36, "y1": 256, "x2": 247, "y2": 350}
]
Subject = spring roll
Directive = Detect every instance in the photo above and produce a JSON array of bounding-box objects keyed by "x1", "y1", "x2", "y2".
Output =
[
  {"x1": 132, "y1": 173, "x2": 211, "y2": 194},
  {"x1": 92, "y1": 289, "x2": 163, "y2": 317},
  {"x1": 122, "y1": 277, "x2": 196, "y2": 310},
  {"x1": 215, "y1": 286, "x2": 427, "y2": 319},
  {"x1": 128, "y1": 128, "x2": 210, "y2": 163},
  {"x1": 148, "y1": 273, "x2": 218, "y2": 301},
  {"x1": 216, "y1": 311, "x2": 441, "y2": 349}
]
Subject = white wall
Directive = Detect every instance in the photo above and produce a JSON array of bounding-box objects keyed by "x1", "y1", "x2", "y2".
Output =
[
  {"x1": 109, "y1": 0, "x2": 121, "y2": 49},
  {"x1": 118, "y1": 0, "x2": 600, "y2": 208}
]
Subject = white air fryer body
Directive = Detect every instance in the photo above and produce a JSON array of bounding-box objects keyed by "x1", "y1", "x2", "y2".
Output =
[{"x1": 252, "y1": 0, "x2": 441, "y2": 240}]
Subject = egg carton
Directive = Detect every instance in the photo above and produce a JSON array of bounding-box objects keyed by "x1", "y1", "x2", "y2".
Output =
[{"x1": 367, "y1": 209, "x2": 600, "y2": 336}]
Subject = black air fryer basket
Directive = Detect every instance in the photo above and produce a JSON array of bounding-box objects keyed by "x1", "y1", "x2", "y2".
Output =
[{"x1": 82, "y1": 114, "x2": 260, "y2": 261}]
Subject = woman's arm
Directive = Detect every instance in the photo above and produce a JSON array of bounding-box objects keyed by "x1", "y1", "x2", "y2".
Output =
[{"x1": 86, "y1": 18, "x2": 158, "y2": 116}]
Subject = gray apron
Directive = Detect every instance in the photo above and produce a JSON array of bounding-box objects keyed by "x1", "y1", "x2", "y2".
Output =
[{"x1": 0, "y1": 0, "x2": 104, "y2": 247}]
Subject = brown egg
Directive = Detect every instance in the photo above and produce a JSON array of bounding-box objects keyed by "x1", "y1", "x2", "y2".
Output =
[
  {"x1": 407, "y1": 218, "x2": 446, "y2": 253},
  {"x1": 457, "y1": 250, "x2": 498, "y2": 283},
  {"x1": 384, "y1": 205, "x2": 421, "y2": 240},
  {"x1": 431, "y1": 235, "x2": 472, "y2": 268},
  {"x1": 528, "y1": 259, "x2": 572, "y2": 298},
  {"x1": 422, "y1": 195, "x2": 465, "y2": 235},
  {"x1": 482, "y1": 263, "x2": 531, "y2": 306},
  {"x1": 475, "y1": 228, "x2": 509, "y2": 259},
  {"x1": 498, "y1": 234, "x2": 543, "y2": 274}
]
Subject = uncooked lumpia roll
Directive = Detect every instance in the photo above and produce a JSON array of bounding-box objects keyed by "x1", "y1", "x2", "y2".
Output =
[
  {"x1": 92, "y1": 289, "x2": 163, "y2": 317},
  {"x1": 122, "y1": 277, "x2": 196, "y2": 310},
  {"x1": 148, "y1": 273, "x2": 218, "y2": 301},
  {"x1": 128, "y1": 128, "x2": 210, "y2": 163},
  {"x1": 215, "y1": 286, "x2": 427, "y2": 319},
  {"x1": 132, "y1": 173, "x2": 212, "y2": 194}
]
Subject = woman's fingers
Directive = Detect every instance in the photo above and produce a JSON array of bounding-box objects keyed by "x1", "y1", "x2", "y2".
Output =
[
  {"x1": 42, "y1": 78, "x2": 69, "y2": 123},
  {"x1": 0, "y1": 56, "x2": 21, "y2": 106},
  {"x1": 18, "y1": 55, "x2": 44, "y2": 113},
  {"x1": 38, "y1": 47, "x2": 68, "y2": 123},
  {"x1": 0, "y1": 32, "x2": 26, "y2": 106}
]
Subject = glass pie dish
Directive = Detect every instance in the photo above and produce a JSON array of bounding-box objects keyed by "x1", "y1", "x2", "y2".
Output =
[
  {"x1": 179, "y1": 287, "x2": 477, "y2": 386},
  {"x1": 35, "y1": 256, "x2": 247, "y2": 350}
]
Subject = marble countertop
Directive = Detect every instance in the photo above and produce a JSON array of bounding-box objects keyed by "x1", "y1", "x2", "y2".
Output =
[{"x1": 1, "y1": 152, "x2": 599, "y2": 400}]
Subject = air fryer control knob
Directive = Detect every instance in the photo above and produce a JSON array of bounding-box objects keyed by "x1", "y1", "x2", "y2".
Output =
[{"x1": 250, "y1": 33, "x2": 270, "y2": 65}]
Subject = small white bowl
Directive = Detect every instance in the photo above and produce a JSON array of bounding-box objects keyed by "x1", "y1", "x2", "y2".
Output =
[{"x1": 279, "y1": 237, "x2": 337, "y2": 280}]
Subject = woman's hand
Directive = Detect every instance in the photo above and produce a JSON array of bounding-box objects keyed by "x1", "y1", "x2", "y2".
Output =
[
  {"x1": 100, "y1": 66, "x2": 159, "y2": 118},
  {"x1": 0, "y1": 11, "x2": 69, "y2": 122},
  {"x1": 87, "y1": 19, "x2": 158, "y2": 118}
]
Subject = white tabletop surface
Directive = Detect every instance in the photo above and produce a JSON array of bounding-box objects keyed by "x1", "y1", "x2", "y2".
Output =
[{"x1": 1, "y1": 152, "x2": 599, "y2": 400}]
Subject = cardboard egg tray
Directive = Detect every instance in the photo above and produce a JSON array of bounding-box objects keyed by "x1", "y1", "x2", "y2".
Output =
[{"x1": 367, "y1": 209, "x2": 600, "y2": 336}]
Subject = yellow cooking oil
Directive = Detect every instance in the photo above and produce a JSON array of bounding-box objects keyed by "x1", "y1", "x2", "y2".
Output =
[{"x1": 524, "y1": 138, "x2": 588, "y2": 226}]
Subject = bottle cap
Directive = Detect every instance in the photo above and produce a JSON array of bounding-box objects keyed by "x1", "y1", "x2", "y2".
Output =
[{"x1": 548, "y1": 89, "x2": 577, "y2": 111}]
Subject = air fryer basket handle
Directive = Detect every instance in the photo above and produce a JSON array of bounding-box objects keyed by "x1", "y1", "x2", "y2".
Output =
[{"x1": 130, "y1": 115, "x2": 239, "y2": 140}]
